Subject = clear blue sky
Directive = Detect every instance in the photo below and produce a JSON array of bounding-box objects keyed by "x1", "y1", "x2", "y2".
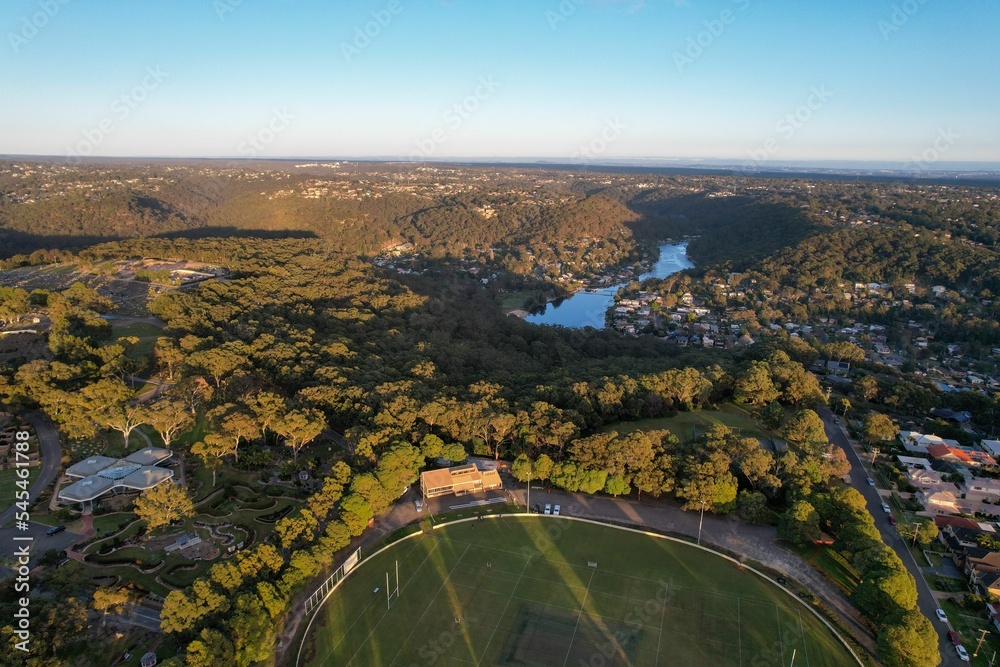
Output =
[{"x1": 1, "y1": 0, "x2": 997, "y2": 163}]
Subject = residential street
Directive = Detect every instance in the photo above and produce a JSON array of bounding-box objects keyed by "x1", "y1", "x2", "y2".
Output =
[{"x1": 821, "y1": 407, "x2": 962, "y2": 666}]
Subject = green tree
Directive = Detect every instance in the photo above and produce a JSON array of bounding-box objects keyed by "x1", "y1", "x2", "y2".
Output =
[
  {"x1": 604, "y1": 474, "x2": 631, "y2": 497},
  {"x1": 783, "y1": 409, "x2": 828, "y2": 455},
  {"x1": 734, "y1": 361, "x2": 780, "y2": 406},
  {"x1": 778, "y1": 500, "x2": 820, "y2": 545},
  {"x1": 275, "y1": 407, "x2": 326, "y2": 460},
  {"x1": 92, "y1": 586, "x2": 134, "y2": 626},
  {"x1": 736, "y1": 490, "x2": 771, "y2": 524},
  {"x1": 186, "y1": 628, "x2": 235, "y2": 667},
  {"x1": 134, "y1": 481, "x2": 194, "y2": 532},
  {"x1": 852, "y1": 566, "x2": 918, "y2": 625},
  {"x1": 141, "y1": 398, "x2": 192, "y2": 448},
  {"x1": 876, "y1": 610, "x2": 940, "y2": 667},
  {"x1": 761, "y1": 401, "x2": 785, "y2": 430},
  {"x1": 862, "y1": 413, "x2": 898, "y2": 444}
]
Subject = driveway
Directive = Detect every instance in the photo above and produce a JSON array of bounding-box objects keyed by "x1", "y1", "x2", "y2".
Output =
[{"x1": 821, "y1": 407, "x2": 961, "y2": 666}]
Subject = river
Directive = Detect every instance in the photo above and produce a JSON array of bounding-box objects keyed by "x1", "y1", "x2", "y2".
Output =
[{"x1": 525, "y1": 242, "x2": 694, "y2": 329}]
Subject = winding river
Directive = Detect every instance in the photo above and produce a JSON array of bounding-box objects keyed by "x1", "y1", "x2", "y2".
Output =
[{"x1": 525, "y1": 242, "x2": 694, "y2": 329}]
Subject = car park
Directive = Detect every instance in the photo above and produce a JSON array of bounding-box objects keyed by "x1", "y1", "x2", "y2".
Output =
[
  {"x1": 553, "y1": 504, "x2": 561, "y2": 516},
  {"x1": 936, "y1": 608, "x2": 948, "y2": 623},
  {"x1": 544, "y1": 503, "x2": 552, "y2": 515}
]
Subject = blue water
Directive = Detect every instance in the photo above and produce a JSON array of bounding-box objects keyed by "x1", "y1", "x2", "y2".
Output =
[{"x1": 525, "y1": 242, "x2": 694, "y2": 329}]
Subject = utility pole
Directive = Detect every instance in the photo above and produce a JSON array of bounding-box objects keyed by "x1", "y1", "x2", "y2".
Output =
[
  {"x1": 974, "y1": 629, "x2": 989, "y2": 658},
  {"x1": 871, "y1": 446, "x2": 880, "y2": 466},
  {"x1": 912, "y1": 522, "x2": 920, "y2": 547}
]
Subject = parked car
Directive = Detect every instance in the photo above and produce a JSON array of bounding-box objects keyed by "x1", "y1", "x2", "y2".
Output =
[
  {"x1": 948, "y1": 631, "x2": 961, "y2": 646},
  {"x1": 544, "y1": 503, "x2": 552, "y2": 515},
  {"x1": 888, "y1": 515, "x2": 897, "y2": 526},
  {"x1": 46, "y1": 525, "x2": 65, "y2": 536},
  {"x1": 533, "y1": 504, "x2": 541, "y2": 514},
  {"x1": 935, "y1": 608, "x2": 948, "y2": 623},
  {"x1": 414, "y1": 500, "x2": 423, "y2": 513},
  {"x1": 881, "y1": 502, "x2": 891, "y2": 513},
  {"x1": 834, "y1": 418, "x2": 841, "y2": 425},
  {"x1": 956, "y1": 645, "x2": 970, "y2": 662},
  {"x1": 866, "y1": 477, "x2": 875, "y2": 486},
  {"x1": 553, "y1": 504, "x2": 561, "y2": 516}
]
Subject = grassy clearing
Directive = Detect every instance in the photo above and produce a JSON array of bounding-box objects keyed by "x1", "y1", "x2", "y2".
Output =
[
  {"x1": 302, "y1": 517, "x2": 855, "y2": 667},
  {"x1": 606, "y1": 404, "x2": 769, "y2": 443},
  {"x1": 0, "y1": 466, "x2": 39, "y2": 506},
  {"x1": 112, "y1": 321, "x2": 164, "y2": 358}
]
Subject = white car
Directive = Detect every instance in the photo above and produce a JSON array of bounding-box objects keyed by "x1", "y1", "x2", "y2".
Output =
[
  {"x1": 935, "y1": 608, "x2": 948, "y2": 623},
  {"x1": 881, "y1": 502, "x2": 891, "y2": 514},
  {"x1": 956, "y1": 645, "x2": 970, "y2": 662},
  {"x1": 544, "y1": 503, "x2": 552, "y2": 515},
  {"x1": 866, "y1": 477, "x2": 875, "y2": 486},
  {"x1": 553, "y1": 504, "x2": 561, "y2": 516}
]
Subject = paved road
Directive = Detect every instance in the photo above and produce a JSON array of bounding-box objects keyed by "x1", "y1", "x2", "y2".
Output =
[
  {"x1": 820, "y1": 408, "x2": 959, "y2": 666},
  {"x1": 0, "y1": 412, "x2": 62, "y2": 527}
]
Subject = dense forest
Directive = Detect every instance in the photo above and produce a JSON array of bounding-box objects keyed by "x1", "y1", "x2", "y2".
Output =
[{"x1": 3, "y1": 161, "x2": 999, "y2": 666}]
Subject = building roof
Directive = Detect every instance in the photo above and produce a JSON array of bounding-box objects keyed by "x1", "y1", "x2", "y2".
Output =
[
  {"x1": 927, "y1": 444, "x2": 996, "y2": 466},
  {"x1": 125, "y1": 447, "x2": 172, "y2": 466},
  {"x1": 934, "y1": 515, "x2": 986, "y2": 531},
  {"x1": 66, "y1": 456, "x2": 119, "y2": 478},
  {"x1": 59, "y1": 450, "x2": 174, "y2": 503}
]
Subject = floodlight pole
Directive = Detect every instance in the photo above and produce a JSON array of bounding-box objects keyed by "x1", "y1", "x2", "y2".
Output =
[
  {"x1": 790, "y1": 649, "x2": 796, "y2": 666},
  {"x1": 697, "y1": 501, "x2": 707, "y2": 546},
  {"x1": 526, "y1": 474, "x2": 531, "y2": 514},
  {"x1": 386, "y1": 572, "x2": 390, "y2": 611},
  {"x1": 396, "y1": 560, "x2": 400, "y2": 598}
]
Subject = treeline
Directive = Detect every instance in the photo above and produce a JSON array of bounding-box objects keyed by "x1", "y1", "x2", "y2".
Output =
[{"x1": 779, "y1": 486, "x2": 940, "y2": 666}]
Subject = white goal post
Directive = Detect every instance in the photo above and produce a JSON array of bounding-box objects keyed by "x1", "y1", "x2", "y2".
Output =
[{"x1": 304, "y1": 547, "x2": 362, "y2": 616}]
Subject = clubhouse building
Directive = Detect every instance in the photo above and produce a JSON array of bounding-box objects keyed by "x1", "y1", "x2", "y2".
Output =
[
  {"x1": 419, "y1": 462, "x2": 503, "y2": 499},
  {"x1": 58, "y1": 447, "x2": 174, "y2": 508}
]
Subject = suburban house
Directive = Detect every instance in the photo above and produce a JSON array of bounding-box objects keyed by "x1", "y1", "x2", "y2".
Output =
[
  {"x1": 927, "y1": 444, "x2": 996, "y2": 468},
  {"x1": 919, "y1": 490, "x2": 962, "y2": 515},
  {"x1": 982, "y1": 440, "x2": 1000, "y2": 457},
  {"x1": 930, "y1": 408, "x2": 974, "y2": 427},
  {"x1": 419, "y1": 462, "x2": 503, "y2": 499},
  {"x1": 899, "y1": 431, "x2": 960, "y2": 455},
  {"x1": 977, "y1": 572, "x2": 1000, "y2": 599},
  {"x1": 964, "y1": 477, "x2": 1000, "y2": 503}
]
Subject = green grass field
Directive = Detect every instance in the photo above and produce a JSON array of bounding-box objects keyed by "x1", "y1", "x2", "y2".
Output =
[
  {"x1": 605, "y1": 404, "x2": 769, "y2": 443},
  {"x1": 0, "y1": 466, "x2": 39, "y2": 506},
  {"x1": 302, "y1": 518, "x2": 855, "y2": 667}
]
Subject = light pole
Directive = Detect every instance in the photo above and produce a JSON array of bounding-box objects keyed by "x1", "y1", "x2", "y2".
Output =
[
  {"x1": 526, "y1": 473, "x2": 531, "y2": 514},
  {"x1": 697, "y1": 500, "x2": 707, "y2": 546},
  {"x1": 912, "y1": 522, "x2": 920, "y2": 547},
  {"x1": 870, "y1": 446, "x2": 880, "y2": 466}
]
